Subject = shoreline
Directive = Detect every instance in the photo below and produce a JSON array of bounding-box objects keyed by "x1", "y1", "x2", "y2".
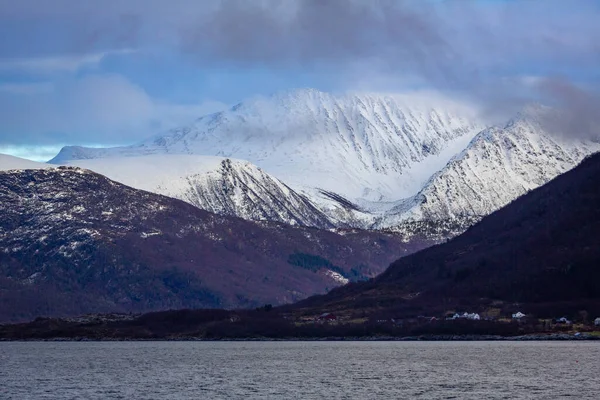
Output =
[{"x1": 2, "y1": 333, "x2": 599, "y2": 342}]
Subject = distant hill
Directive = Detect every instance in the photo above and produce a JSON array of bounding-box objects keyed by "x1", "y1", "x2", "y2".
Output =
[
  {"x1": 293, "y1": 151, "x2": 600, "y2": 320},
  {"x1": 0, "y1": 166, "x2": 433, "y2": 322}
]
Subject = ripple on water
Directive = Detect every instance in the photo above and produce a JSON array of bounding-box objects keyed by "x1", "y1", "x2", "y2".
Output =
[{"x1": 1, "y1": 341, "x2": 599, "y2": 399}]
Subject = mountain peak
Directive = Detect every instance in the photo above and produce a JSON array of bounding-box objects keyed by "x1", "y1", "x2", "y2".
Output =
[{"x1": 49, "y1": 89, "x2": 484, "y2": 202}]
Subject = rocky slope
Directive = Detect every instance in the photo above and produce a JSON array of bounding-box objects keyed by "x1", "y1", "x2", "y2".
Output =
[
  {"x1": 295, "y1": 152, "x2": 600, "y2": 319},
  {"x1": 0, "y1": 167, "x2": 434, "y2": 322}
]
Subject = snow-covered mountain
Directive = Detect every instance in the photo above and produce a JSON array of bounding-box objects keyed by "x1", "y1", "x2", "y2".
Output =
[
  {"x1": 51, "y1": 89, "x2": 485, "y2": 203},
  {"x1": 377, "y1": 110, "x2": 600, "y2": 231},
  {"x1": 63, "y1": 154, "x2": 334, "y2": 229},
  {"x1": 47, "y1": 89, "x2": 599, "y2": 236}
]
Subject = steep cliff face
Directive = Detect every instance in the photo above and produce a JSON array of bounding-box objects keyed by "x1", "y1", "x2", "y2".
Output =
[{"x1": 0, "y1": 167, "x2": 433, "y2": 322}]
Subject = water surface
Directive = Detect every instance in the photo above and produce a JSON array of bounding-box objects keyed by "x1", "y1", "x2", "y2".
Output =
[{"x1": 1, "y1": 341, "x2": 599, "y2": 399}]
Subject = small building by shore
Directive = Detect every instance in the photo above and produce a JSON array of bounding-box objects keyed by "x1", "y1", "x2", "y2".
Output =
[
  {"x1": 450, "y1": 312, "x2": 480, "y2": 321},
  {"x1": 512, "y1": 312, "x2": 526, "y2": 319}
]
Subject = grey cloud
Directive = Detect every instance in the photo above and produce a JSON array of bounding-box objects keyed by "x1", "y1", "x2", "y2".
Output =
[
  {"x1": 4, "y1": 0, "x2": 598, "y2": 82},
  {"x1": 1, "y1": 0, "x2": 599, "y2": 138},
  {"x1": 0, "y1": 0, "x2": 454, "y2": 76},
  {"x1": 535, "y1": 78, "x2": 600, "y2": 139},
  {"x1": 171, "y1": 0, "x2": 600, "y2": 135},
  {"x1": 183, "y1": 0, "x2": 454, "y2": 82}
]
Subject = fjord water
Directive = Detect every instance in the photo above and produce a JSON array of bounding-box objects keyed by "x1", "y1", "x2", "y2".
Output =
[{"x1": 1, "y1": 342, "x2": 599, "y2": 399}]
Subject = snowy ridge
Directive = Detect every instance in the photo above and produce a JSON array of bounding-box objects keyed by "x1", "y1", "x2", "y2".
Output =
[
  {"x1": 377, "y1": 112, "x2": 600, "y2": 230},
  {"x1": 51, "y1": 88, "x2": 485, "y2": 202},
  {"x1": 64, "y1": 154, "x2": 334, "y2": 228}
]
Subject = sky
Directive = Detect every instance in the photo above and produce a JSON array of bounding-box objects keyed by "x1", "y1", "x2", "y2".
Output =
[{"x1": 0, "y1": 0, "x2": 599, "y2": 161}]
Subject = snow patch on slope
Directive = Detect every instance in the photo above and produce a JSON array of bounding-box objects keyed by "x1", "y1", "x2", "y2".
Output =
[{"x1": 323, "y1": 269, "x2": 350, "y2": 285}]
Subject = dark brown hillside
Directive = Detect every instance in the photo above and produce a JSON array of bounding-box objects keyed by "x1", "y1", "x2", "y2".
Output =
[
  {"x1": 0, "y1": 167, "x2": 434, "y2": 322},
  {"x1": 293, "y1": 152, "x2": 600, "y2": 319}
]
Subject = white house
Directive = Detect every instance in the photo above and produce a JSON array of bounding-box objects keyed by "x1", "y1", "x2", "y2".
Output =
[
  {"x1": 512, "y1": 312, "x2": 526, "y2": 319},
  {"x1": 594, "y1": 317, "x2": 600, "y2": 326},
  {"x1": 450, "y1": 312, "x2": 481, "y2": 321}
]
